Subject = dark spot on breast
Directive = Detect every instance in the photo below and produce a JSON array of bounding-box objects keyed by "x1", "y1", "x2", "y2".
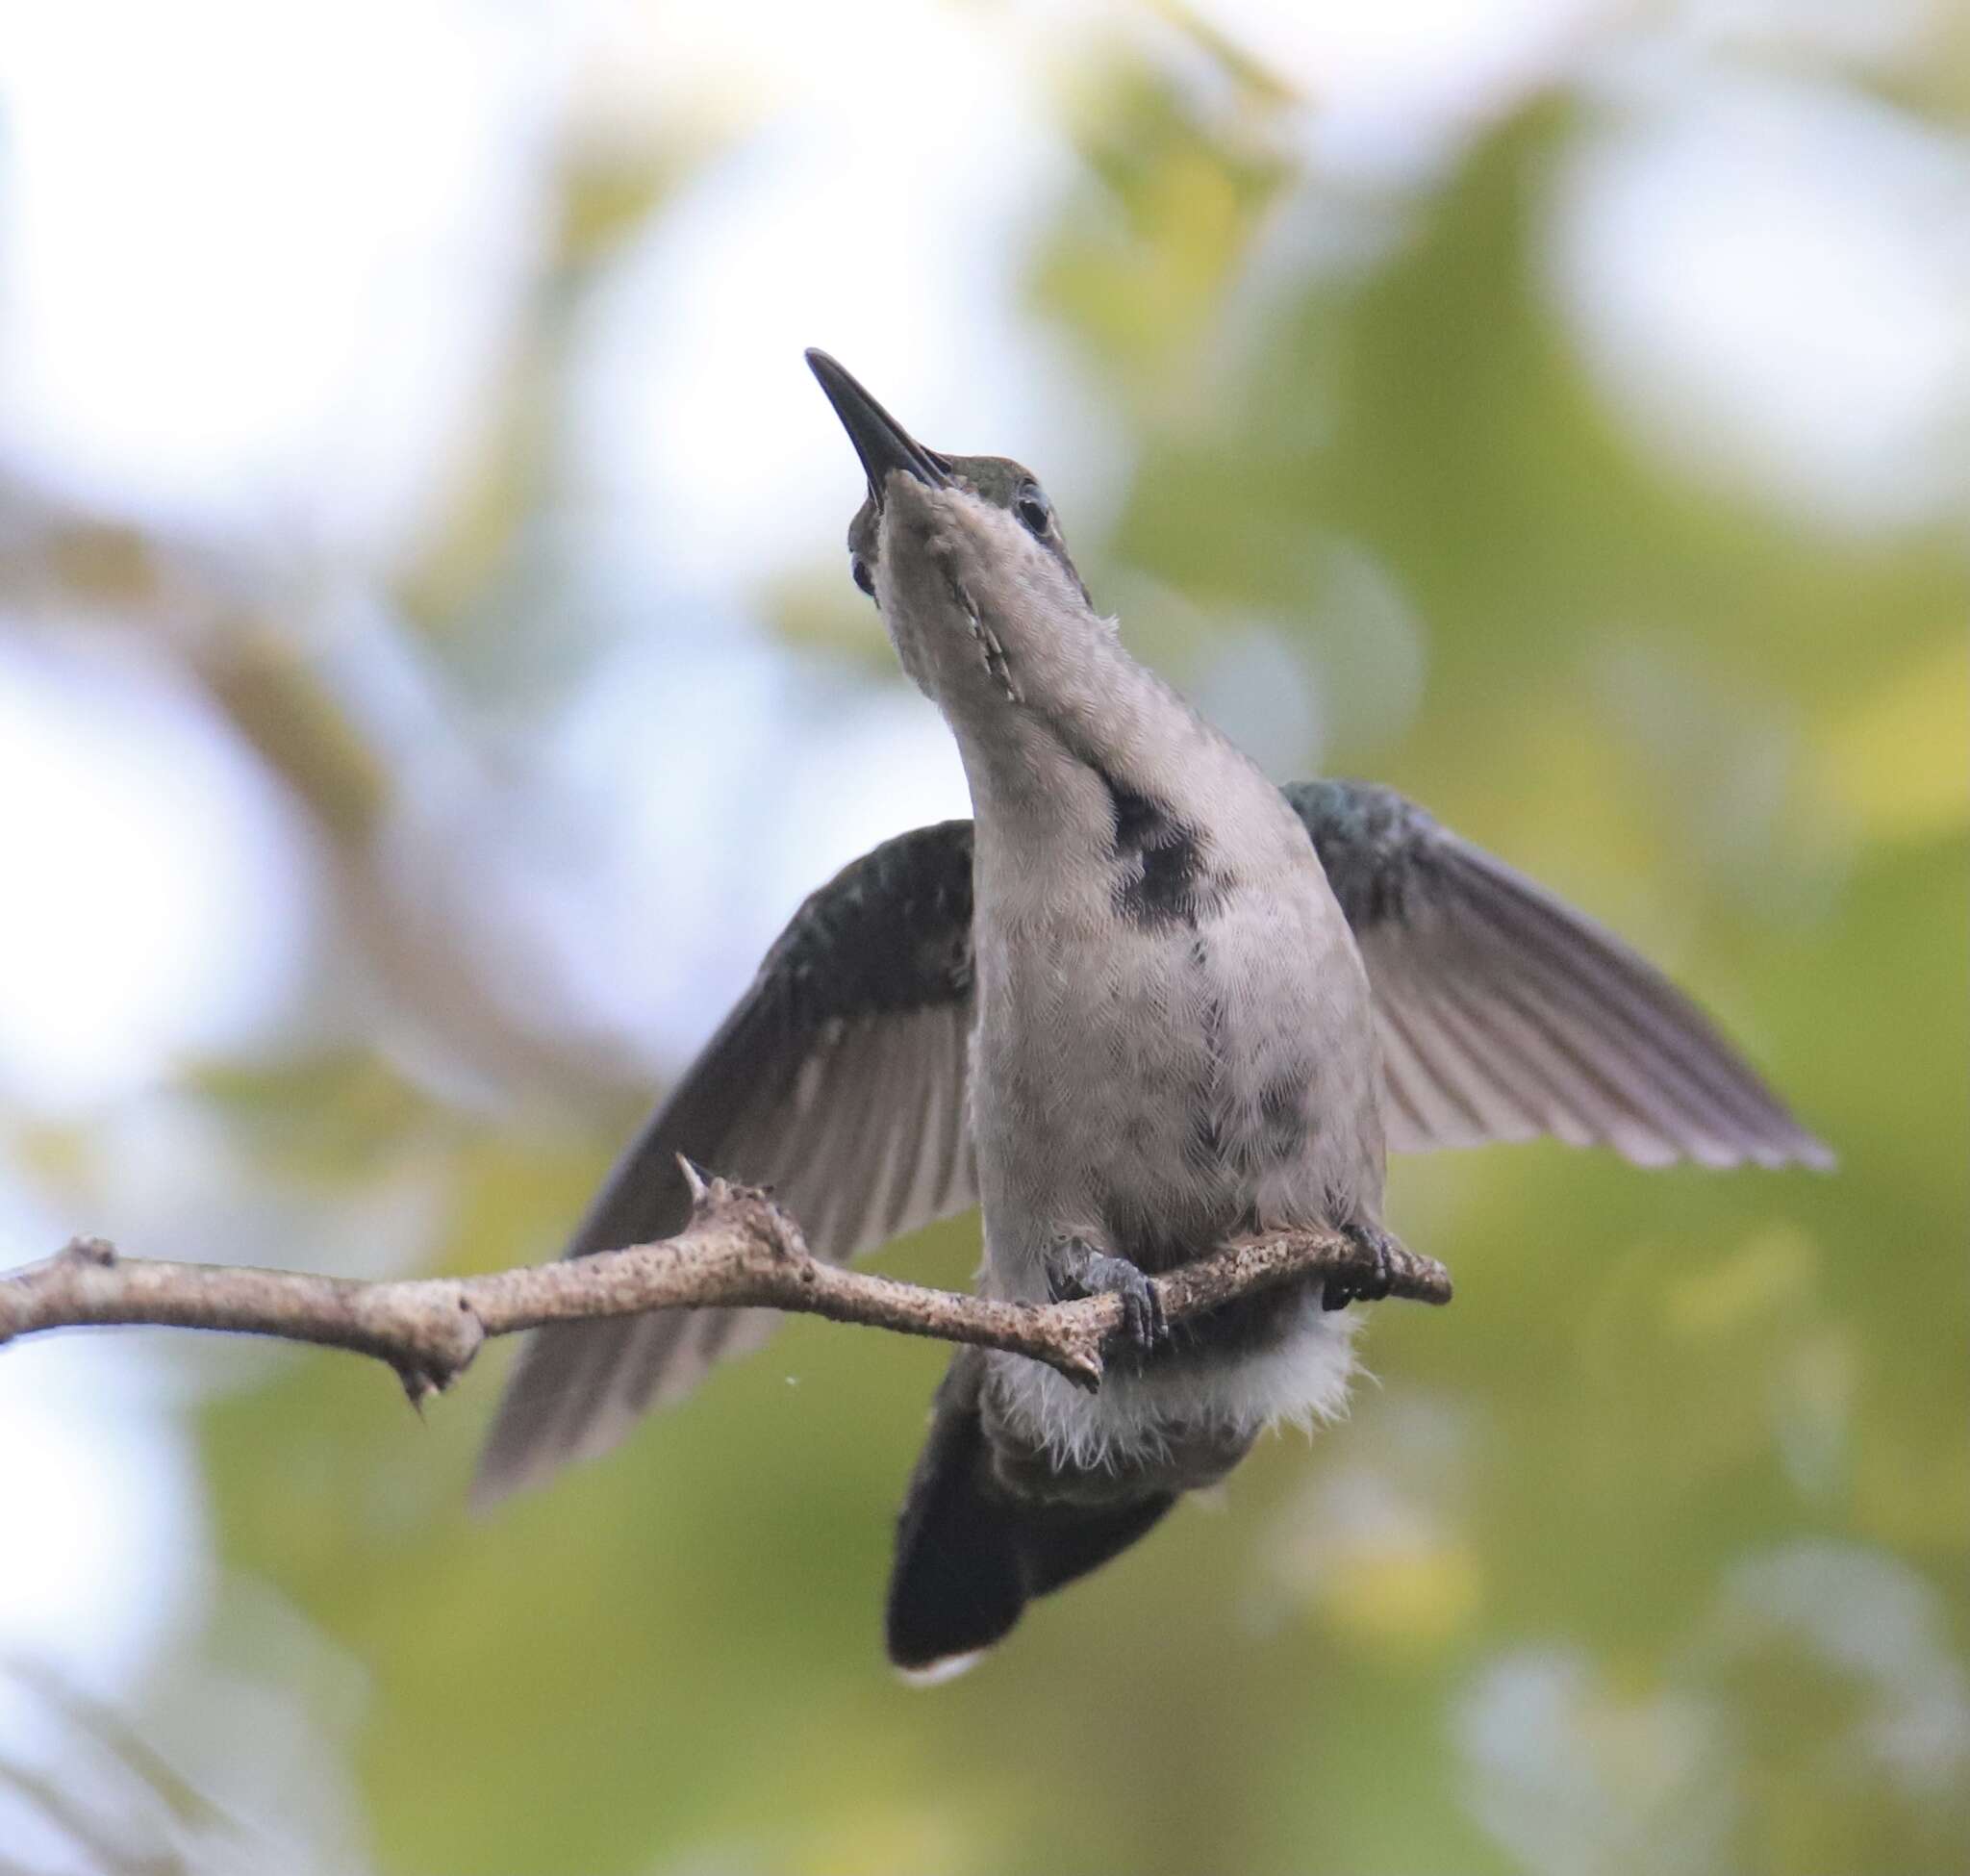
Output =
[
  {"x1": 1184, "y1": 959, "x2": 1230, "y2": 1172},
  {"x1": 1259, "y1": 1073, "x2": 1314, "y2": 1150},
  {"x1": 1099, "y1": 772, "x2": 1227, "y2": 928},
  {"x1": 1185, "y1": 1104, "x2": 1226, "y2": 1174}
]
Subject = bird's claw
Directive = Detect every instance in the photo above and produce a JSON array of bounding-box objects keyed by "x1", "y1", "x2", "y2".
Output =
[
  {"x1": 1045, "y1": 1236, "x2": 1168, "y2": 1361},
  {"x1": 1325, "y1": 1222, "x2": 1402, "y2": 1310}
]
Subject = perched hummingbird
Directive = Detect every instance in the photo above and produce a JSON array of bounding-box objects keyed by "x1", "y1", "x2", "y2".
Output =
[{"x1": 476, "y1": 352, "x2": 1829, "y2": 1678}]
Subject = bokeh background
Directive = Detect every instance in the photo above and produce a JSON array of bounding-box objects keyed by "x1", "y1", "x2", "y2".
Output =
[{"x1": 2, "y1": 3, "x2": 1965, "y2": 1871}]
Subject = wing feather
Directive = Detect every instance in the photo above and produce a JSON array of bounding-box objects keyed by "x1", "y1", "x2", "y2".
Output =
[
  {"x1": 475, "y1": 822, "x2": 980, "y2": 1504},
  {"x1": 1286, "y1": 779, "x2": 1831, "y2": 1172}
]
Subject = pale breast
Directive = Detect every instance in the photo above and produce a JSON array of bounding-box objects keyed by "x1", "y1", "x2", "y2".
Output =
[{"x1": 971, "y1": 855, "x2": 1383, "y2": 1298}]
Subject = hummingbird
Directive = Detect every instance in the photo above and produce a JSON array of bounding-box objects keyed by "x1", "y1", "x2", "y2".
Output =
[{"x1": 475, "y1": 351, "x2": 1830, "y2": 1679}]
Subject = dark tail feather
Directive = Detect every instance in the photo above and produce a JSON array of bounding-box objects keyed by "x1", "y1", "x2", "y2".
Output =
[{"x1": 885, "y1": 1349, "x2": 1175, "y2": 1679}]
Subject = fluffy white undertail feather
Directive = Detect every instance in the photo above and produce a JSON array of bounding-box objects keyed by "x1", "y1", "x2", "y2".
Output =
[{"x1": 993, "y1": 1290, "x2": 1363, "y2": 1475}]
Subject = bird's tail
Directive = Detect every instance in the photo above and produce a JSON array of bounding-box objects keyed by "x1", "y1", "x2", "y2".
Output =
[{"x1": 886, "y1": 1347, "x2": 1174, "y2": 1680}]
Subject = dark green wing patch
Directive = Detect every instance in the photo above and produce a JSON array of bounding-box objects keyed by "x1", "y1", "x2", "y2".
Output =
[{"x1": 1284, "y1": 779, "x2": 1830, "y2": 1171}]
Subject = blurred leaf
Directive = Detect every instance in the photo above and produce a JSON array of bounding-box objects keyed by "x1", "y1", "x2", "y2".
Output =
[
  {"x1": 1034, "y1": 52, "x2": 1292, "y2": 400},
  {"x1": 1822, "y1": 635, "x2": 1970, "y2": 841},
  {"x1": 187, "y1": 1052, "x2": 442, "y2": 1182}
]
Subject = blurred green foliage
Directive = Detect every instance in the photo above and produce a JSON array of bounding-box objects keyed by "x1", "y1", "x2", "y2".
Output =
[{"x1": 13, "y1": 12, "x2": 1965, "y2": 1876}]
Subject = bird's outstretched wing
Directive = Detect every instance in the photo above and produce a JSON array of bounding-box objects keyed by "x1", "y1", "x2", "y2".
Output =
[
  {"x1": 480, "y1": 783, "x2": 1829, "y2": 1502},
  {"x1": 474, "y1": 821, "x2": 980, "y2": 1505},
  {"x1": 1284, "y1": 779, "x2": 1831, "y2": 1170}
]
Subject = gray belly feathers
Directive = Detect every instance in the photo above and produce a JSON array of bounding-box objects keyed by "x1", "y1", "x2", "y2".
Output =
[{"x1": 968, "y1": 785, "x2": 1381, "y2": 1494}]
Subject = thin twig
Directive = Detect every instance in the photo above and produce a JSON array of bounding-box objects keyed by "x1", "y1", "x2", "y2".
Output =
[{"x1": 0, "y1": 1164, "x2": 1451, "y2": 1401}]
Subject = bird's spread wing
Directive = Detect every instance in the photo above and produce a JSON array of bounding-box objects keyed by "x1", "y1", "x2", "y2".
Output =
[
  {"x1": 474, "y1": 821, "x2": 980, "y2": 1505},
  {"x1": 1284, "y1": 779, "x2": 1831, "y2": 1171},
  {"x1": 480, "y1": 785, "x2": 1828, "y2": 1501}
]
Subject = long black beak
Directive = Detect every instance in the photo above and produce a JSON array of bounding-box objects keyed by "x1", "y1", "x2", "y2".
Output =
[{"x1": 805, "y1": 349, "x2": 950, "y2": 499}]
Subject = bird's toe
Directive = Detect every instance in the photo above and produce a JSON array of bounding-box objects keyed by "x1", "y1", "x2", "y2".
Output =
[
  {"x1": 1044, "y1": 1235, "x2": 1167, "y2": 1362},
  {"x1": 1326, "y1": 1222, "x2": 1404, "y2": 1309}
]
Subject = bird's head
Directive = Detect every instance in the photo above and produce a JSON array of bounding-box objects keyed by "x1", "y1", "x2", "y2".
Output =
[{"x1": 806, "y1": 350, "x2": 1107, "y2": 724}]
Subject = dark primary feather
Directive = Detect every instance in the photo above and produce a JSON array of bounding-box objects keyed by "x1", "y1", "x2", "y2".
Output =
[
  {"x1": 473, "y1": 821, "x2": 981, "y2": 1505},
  {"x1": 1282, "y1": 779, "x2": 1832, "y2": 1172},
  {"x1": 477, "y1": 781, "x2": 1829, "y2": 1503}
]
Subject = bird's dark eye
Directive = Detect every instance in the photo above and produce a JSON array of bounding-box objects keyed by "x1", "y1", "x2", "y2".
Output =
[
  {"x1": 1015, "y1": 486, "x2": 1051, "y2": 536},
  {"x1": 851, "y1": 556, "x2": 875, "y2": 597}
]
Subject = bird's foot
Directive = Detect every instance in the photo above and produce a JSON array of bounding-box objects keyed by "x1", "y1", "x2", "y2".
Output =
[
  {"x1": 1045, "y1": 1236, "x2": 1167, "y2": 1361},
  {"x1": 1325, "y1": 1222, "x2": 1403, "y2": 1310}
]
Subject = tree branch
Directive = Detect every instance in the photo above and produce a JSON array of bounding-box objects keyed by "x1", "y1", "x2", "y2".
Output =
[{"x1": 0, "y1": 1165, "x2": 1452, "y2": 1402}]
